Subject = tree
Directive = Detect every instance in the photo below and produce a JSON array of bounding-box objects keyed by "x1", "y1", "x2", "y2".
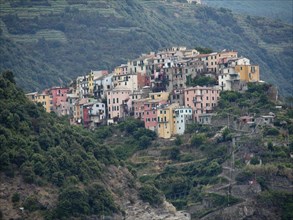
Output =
[
  {"x1": 170, "y1": 147, "x2": 180, "y2": 160},
  {"x1": 56, "y1": 186, "x2": 90, "y2": 218},
  {"x1": 191, "y1": 134, "x2": 206, "y2": 147},
  {"x1": 175, "y1": 136, "x2": 183, "y2": 146},
  {"x1": 2, "y1": 71, "x2": 15, "y2": 84},
  {"x1": 138, "y1": 184, "x2": 163, "y2": 207},
  {"x1": 138, "y1": 135, "x2": 152, "y2": 149}
]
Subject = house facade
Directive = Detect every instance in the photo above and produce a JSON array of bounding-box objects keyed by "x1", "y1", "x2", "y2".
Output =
[
  {"x1": 184, "y1": 86, "x2": 220, "y2": 121},
  {"x1": 174, "y1": 107, "x2": 193, "y2": 135}
]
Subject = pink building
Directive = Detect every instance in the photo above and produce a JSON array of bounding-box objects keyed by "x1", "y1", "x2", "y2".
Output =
[
  {"x1": 50, "y1": 87, "x2": 69, "y2": 111},
  {"x1": 144, "y1": 99, "x2": 167, "y2": 131},
  {"x1": 133, "y1": 99, "x2": 147, "y2": 120},
  {"x1": 107, "y1": 89, "x2": 132, "y2": 119},
  {"x1": 184, "y1": 86, "x2": 220, "y2": 121}
]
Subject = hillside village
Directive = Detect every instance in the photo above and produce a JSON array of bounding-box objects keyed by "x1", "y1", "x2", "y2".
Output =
[{"x1": 26, "y1": 46, "x2": 262, "y2": 139}]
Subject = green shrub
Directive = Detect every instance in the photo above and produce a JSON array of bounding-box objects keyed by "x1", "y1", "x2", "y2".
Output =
[
  {"x1": 175, "y1": 136, "x2": 183, "y2": 146},
  {"x1": 264, "y1": 127, "x2": 279, "y2": 136},
  {"x1": 12, "y1": 193, "x2": 20, "y2": 203},
  {"x1": 190, "y1": 134, "x2": 206, "y2": 147},
  {"x1": 23, "y1": 195, "x2": 44, "y2": 212},
  {"x1": 138, "y1": 135, "x2": 152, "y2": 149},
  {"x1": 138, "y1": 184, "x2": 163, "y2": 207},
  {"x1": 169, "y1": 147, "x2": 180, "y2": 161},
  {"x1": 250, "y1": 157, "x2": 260, "y2": 165},
  {"x1": 56, "y1": 186, "x2": 90, "y2": 218},
  {"x1": 235, "y1": 170, "x2": 253, "y2": 184}
]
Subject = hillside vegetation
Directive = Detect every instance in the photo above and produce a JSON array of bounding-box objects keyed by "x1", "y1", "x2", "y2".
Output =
[
  {"x1": 1, "y1": 71, "x2": 292, "y2": 219},
  {"x1": 204, "y1": 0, "x2": 293, "y2": 24},
  {"x1": 0, "y1": 71, "x2": 186, "y2": 220},
  {"x1": 0, "y1": 0, "x2": 292, "y2": 96}
]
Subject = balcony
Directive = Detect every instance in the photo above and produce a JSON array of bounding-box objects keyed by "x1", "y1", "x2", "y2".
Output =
[{"x1": 193, "y1": 99, "x2": 201, "y2": 103}]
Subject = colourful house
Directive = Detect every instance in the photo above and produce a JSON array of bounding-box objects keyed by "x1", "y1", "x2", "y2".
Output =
[
  {"x1": 133, "y1": 98, "x2": 148, "y2": 120},
  {"x1": 157, "y1": 103, "x2": 179, "y2": 138},
  {"x1": 26, "y1": 92, "x2": 53, "y2": 113},
  {"x1": 149, "y1": 91, "x2": 169, "y2": 101},
  {"x1": 50, "y1": 87, "x2": 69, "y2": 112},
  {"x1": 144, "y1": 99, "x2": 168, "y2": 131},
  {"x1": 235, "y1": 65, "x2": 260, "y2": 82},
  {"x1": 107, "y1": 89, "x2": 132, "y2": 119},
  {"x1": 88, "y1": 70, "x2": 108, "y2": 94},
  {"x1": 82, "y1": 102, "x2": 106, "y2": 129},
  {"x1": 184, "y1": 86, "x2": 220, "y2": 121},
  {"x1": 173, "y1": 107, "x2": 193, "y2": 135}
]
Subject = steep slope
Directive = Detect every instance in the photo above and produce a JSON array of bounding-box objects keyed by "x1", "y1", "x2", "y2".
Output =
[
  {"x1": 204, "y1": 0, "x2": 293, "y2": 24},
  {"x1": 118, "y1": 83, "x2": 293, "y2": 219},
  {"x1": 0, "y1": 71, "x2": 189, "y2": 220},
  {"x1": 0, "y1": 0, "x2": 292, "y2": 96}
]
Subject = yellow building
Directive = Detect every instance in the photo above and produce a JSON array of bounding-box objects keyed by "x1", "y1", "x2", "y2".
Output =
[
  {"x1": 26, "y1": 92, "x2": 52, "y2": 113},
  {"x1": 37, "y1": 93, "x2": 52, "y2": 113},
  {"x1": 157, "y1": 103, "x2": 179, "y2": 139},
  {"x1": 235, "y1": 65, "x2": 260, "y2": 82},
  {"x1": 88, "y1": 72, "x2": 95, "y2": 94},
  {"x1": 149, "y1": 91, "x2": 169, "y2": 101},
  {"x1": 114, "y1": 64, "x2": 128, "y2": 75}
]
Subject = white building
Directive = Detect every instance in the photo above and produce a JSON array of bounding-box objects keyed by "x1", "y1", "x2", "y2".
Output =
[
  {"x1": 94, "y1": 73, "x2": 113, "y2": 99},
  {"x1": 174, "y1": 107, "x2": 193, "y2": 135},
  {"x1": 218, "y1": 67, "x2": 241, "y2": 91},
  {"x1": 113, "y1": 74, "x2": 138, "y2": 92}
]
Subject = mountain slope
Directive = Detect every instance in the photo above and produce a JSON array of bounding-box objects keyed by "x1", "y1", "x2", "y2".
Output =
[
  {"x1": 0, "y1": 0, "x2": 292, "y2": 96},
  {"x1": 0, "y1": 71, "x2": 188, "y2": 220},
  {"x1": 204, "y1": 0, "x2": 293, "y2": 24}
]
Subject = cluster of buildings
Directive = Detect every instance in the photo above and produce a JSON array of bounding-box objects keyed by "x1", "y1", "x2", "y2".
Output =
[{"x1": 26, "y1": 47, "x2": 260, "y2": 138}]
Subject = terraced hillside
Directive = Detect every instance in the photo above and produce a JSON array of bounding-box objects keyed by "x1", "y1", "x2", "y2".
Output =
[
  {"x1": 0, "y1": 0, "x2": 292, "y2": 96},
  {"x1": 204, "y1": 0, "x2": 293, "y2": 24}
]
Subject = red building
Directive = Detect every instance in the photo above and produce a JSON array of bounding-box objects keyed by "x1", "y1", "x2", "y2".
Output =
[{"x1": 144, "y1": 99, "x2": 167, "y2": 131}]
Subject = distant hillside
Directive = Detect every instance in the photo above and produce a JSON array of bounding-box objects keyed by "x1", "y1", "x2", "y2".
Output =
[
  {"x1": 204, "y1": 0, "x2": 293, "y2": 24},
  {"x1": 0, "y1": 0, "x2": 292, "y2": 96}
]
